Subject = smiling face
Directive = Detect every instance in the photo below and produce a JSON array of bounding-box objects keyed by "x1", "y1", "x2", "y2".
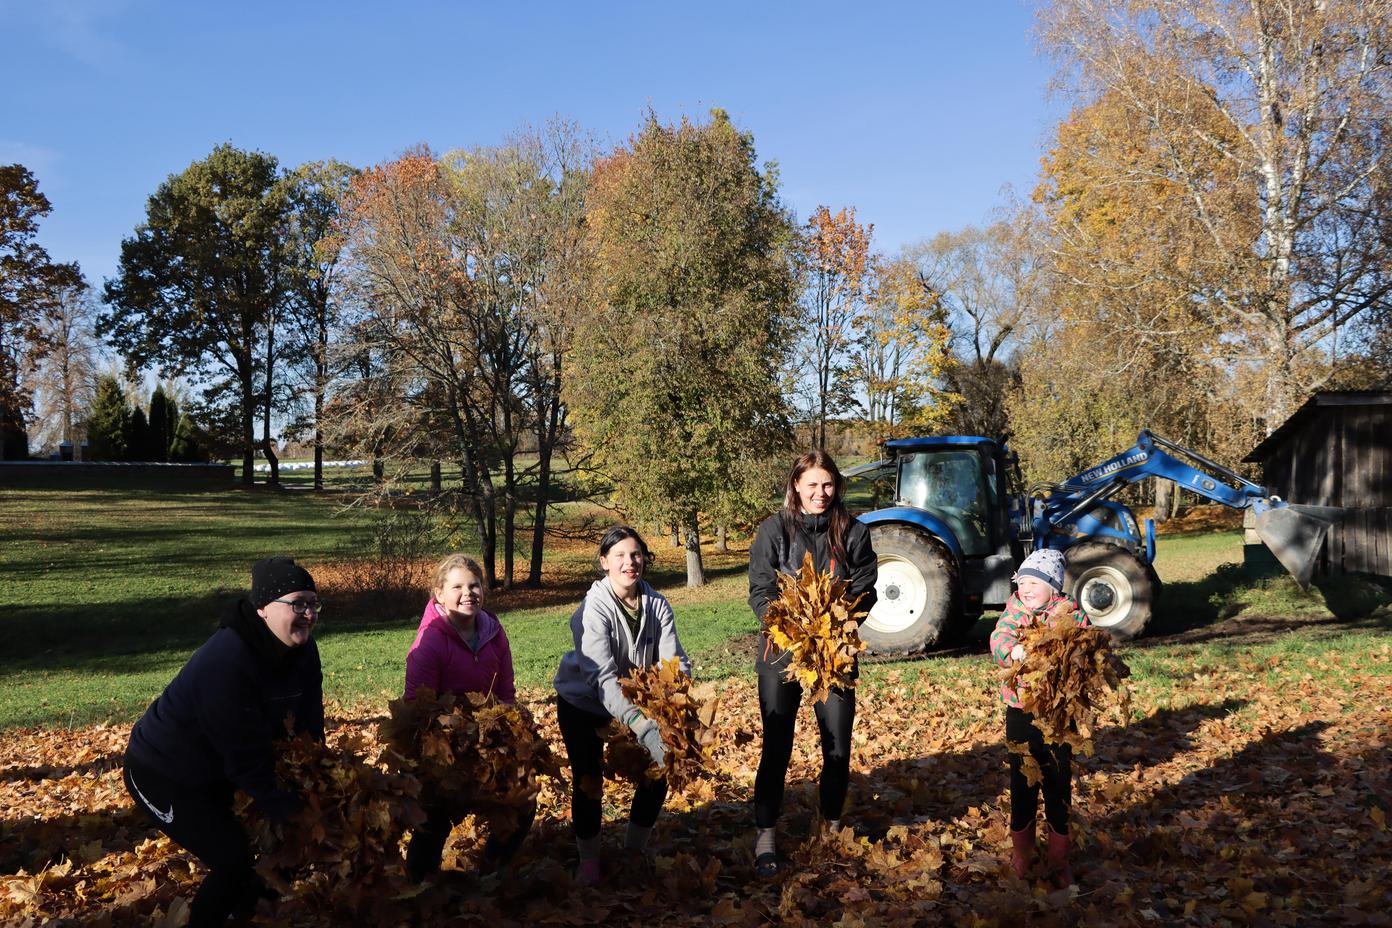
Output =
[
  {"x1": 257, "y1": 590, "x2": 318, "y2": 648},
  {"x1": 795, "y1": 466, "x2": 838, "y2": 515},
  {"x1": 435, "y1": 566, "x2": 484, "y2": 623},
  {"x1": 1015, "y1": 576, "x2": 1056, "y2": 612},
  {"x1": 599, "y1": 536, "x2": 646, "y2": 596}
]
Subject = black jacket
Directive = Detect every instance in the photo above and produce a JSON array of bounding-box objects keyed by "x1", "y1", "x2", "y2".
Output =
[
  {"x1": 125, "y1": 598, "x2": 324, "y2": 821},
  {"x1": 748, "y1": 510, "x2": 877, "y2": 673}
]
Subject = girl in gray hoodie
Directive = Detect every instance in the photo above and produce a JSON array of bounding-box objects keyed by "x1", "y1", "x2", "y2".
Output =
[{"x1": 552, "y1": 526, "x2": 690, "y2": 885}]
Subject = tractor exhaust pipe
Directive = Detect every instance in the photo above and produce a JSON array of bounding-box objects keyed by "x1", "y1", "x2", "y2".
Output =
[{"x1": 1253, "y1": 504, "x2": 1344, "y2": 589}]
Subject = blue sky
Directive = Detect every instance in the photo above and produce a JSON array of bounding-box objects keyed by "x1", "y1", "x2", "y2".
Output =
[{"x1": 4, "y1": 0, "x2": 1064, "y2": 288}]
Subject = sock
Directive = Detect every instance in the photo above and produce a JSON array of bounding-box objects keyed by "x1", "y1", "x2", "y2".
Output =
[
  {"x1": 624, "y1": 822, "x2": 652, "y2": 851},
  {"x1": 576, "y1": 834, "x2": 601, "y2": 862},
  {"x1": 827, "y1": 819, "x2": 841, "y2": 831},
  {"x1": 755, "y1": 827, "x2": 777, "y2": 857}
]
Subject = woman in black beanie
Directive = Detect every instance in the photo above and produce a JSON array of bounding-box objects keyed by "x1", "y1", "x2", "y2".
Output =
[{"x1": 123, "y1": 556, "x2": 325, "y2": 927}]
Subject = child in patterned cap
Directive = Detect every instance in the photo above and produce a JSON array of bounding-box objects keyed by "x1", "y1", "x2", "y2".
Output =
[{"x1": 990, "y1": 547, "x2": 1089, "y2": 887}]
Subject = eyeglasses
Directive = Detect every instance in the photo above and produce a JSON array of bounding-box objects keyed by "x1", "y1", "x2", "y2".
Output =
[{"x1": 272, "y1": 598, "x2": 324, "y2": 616}]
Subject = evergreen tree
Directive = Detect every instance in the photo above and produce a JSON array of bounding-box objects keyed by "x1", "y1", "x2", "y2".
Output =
[
  {"x1": 85, "y1": 375, "x2": 129, "y2": 461},
  {"x1": 147, "y1": 385, "x2": 171, "y2": 462},
  {"x1": 168, "y1": 412, "x2": 203, "y2": 462},
  {"x1": 127, "y1": 406, "x2": 150, "y2": 461}
]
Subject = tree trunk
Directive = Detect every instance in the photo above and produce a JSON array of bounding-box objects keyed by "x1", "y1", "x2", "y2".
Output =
[
  {"x1": 1153, "y1": 478, "x2": 1173, "y2": 524},
  {"x1": 430, "y1": 460, "x2": 442, "y2": 493},
  {"x1": 313, "y1": 374, "x2": 324, "y2": 491},
  {"x1": 239, "y1": 367, "x2": 255, "y2": 486},
  {"x1": 527, "y1": 388, "x2": 561, "y2": 587},
  {"x1": 684, "y1": 518, "x2": 706, "y2": 587},
  {"x1": 261, "y1": 317, "x2": 278, "y2": 486},
  {"x1": 261, "y1": 438, "x2": 279, "y2": 486},
  {"x1": 671, "y1": 523, "x2": 681, "y2": 547},
  {"x1": 716, "y1": 524, "x2": 728, "y2": 553}
]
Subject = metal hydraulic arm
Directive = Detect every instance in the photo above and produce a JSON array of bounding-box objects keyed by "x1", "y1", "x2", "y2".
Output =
[{"x1": 1041, "y1": 431, "x2": 1340, "y2": 587}]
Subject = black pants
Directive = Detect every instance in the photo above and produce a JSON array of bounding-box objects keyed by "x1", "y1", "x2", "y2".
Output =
[
  {"x1": 753, "y1": 669, "x2": 856, "y2": 829},
  {"x1": 1006, "y1": 706, "x2": 1073, "y2": 833},
  {"x1": 556, "y1": 696, "x2": 668, "y2": 841},
  {"x1": 406, "y1": 799, "x2": 536, "y2": 881},
  {"x1": 123, "y1": 756, "x2": 260, "y2": 928}
]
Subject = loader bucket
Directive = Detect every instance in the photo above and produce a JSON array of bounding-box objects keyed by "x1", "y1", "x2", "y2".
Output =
[{"x1": 1253, "y1": 505, "x2": 1342, "y2": 589}]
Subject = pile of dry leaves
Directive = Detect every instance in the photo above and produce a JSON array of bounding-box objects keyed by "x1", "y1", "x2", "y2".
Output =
[
  {"x1": 615, "y1": 657, "x2": 722, "y2": 792},
  {"x1": 379, "y1": 688, "x2": 565, "y2": 817},
  {"x1": 1005, "y1": 611, "x2": 1132, "y2": 757},
  {"x1": 764, "y1": 552, "x2": 868, "y2": 702}
]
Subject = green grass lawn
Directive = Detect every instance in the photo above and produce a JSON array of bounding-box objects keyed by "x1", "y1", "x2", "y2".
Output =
[{"x1": 3, "y1": 486, "x2": 1387, "y2": 730}]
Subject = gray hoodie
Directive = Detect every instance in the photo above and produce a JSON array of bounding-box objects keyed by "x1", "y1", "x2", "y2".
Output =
[{"x1": 553, "y1": 577, "x2": 691, "y2": 722}]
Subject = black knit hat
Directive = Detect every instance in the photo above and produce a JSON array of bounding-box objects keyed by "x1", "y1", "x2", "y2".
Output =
[{"x1": 250, "y1": 556, "x2": 317, "y2": 608}]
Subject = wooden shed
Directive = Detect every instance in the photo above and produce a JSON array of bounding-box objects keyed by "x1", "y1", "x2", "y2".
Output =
[{"x1": 1244, "y1": 391, "x2": 1392, "y2": 579}]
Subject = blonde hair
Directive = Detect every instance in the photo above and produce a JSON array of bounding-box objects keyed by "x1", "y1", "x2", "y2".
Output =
[{"x1": 431, "y1": 553, "x2": 485, "y2": 598}]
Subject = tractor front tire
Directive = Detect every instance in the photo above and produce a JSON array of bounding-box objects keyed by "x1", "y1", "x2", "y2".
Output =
[
  {"x1": 1064, "y1": 542, "x2": 1155, "y2": 641},
  {"x1": 862, "y1": 525, "x2": 959, "y2": 654}
]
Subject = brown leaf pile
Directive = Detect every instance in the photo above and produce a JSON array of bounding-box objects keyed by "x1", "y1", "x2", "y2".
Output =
[
  {"x1": 236, "y1": 732, "x2": 424, "y2": 924},
  {"x1": 764, "y1": 552, "x2": 868, "y2": 702},
  {"x1": 379, "y1": 688, "x2": 565, "y2": 817},
  {"x1": 1005, "y1": 611, "x2": 1132, "y2": 756},
  {"x1": 617, "y1": 657, "x2": 722, "y2": 793}
]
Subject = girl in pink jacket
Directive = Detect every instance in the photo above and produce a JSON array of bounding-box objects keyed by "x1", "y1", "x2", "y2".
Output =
[{"x1": 403, "y1": 554, "x2": 531, "y2": 881}]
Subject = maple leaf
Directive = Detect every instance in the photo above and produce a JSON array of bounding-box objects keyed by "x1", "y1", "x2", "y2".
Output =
[{"x1": 764, "y1": 552, "x2": 868, "y2": 702}]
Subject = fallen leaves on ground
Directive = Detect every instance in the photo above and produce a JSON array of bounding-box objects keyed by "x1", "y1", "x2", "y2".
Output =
[
  {"x1": 2, "y1": 642, "x2": 1390, "y2": 926},
  {"x1": 764, "y1": 553, "x2": 868, "y2": 702},
  {"x1": 618, "y1": 657, "x2": 722, "y2": 793}
]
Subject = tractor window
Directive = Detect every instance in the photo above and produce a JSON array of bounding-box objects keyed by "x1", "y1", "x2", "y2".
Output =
[{"x1": 897, "y1": 450, "x2": 993, "y2": 556}]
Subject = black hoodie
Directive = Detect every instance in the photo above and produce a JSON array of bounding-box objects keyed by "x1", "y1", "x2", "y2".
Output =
[{"x1": 125, "y1": 598, "x2": 324, "y2": 821}]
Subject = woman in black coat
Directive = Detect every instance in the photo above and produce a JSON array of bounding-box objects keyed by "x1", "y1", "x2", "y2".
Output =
[
  {"x1": 123, "y1": 557, "x2": 324, "y2": 927},
  {"x1": 747, "y1": 450, "x2": 877, "y2": 877}
]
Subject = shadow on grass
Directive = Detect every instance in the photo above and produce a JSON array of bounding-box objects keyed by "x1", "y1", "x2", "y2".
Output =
[
  {"x1": 847, "y1": 699, "x2": 1246, "y2": 841},
  {"x1": 1135, "y1": 565, "x2": 1392, "y2": 648}
]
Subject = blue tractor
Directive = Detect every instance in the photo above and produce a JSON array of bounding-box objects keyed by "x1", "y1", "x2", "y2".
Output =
[{"x1": 855, "y1": 430, "x2": 1339, "y2": 651}]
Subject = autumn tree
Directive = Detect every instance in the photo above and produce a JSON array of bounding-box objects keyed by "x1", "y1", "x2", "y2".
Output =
[
  {"x1": 1038, "y1": 0, "x2": 1392, "y2": 427},
  {"x1": 103, "y1": 144, "x2": 291, "y2": 484},
  {"x1": 25, "y1": 283, "x2": 102, "y2": 453},
  {"x1": 795, "y1": 206, "x2": 872, "y2": 449},
  {"x1": 846, "y1": 254, "x2": 956, "y2": 440},
  {"x1": 283, "y1": 160, "x2": 357, "y2": 490},
  {"x1": 442, "y1": 122, "x2": 593, "y2": 587},
  {"x1": 1023, "y1": 80, "x2": 1268, "y2": 488},
  {"x1": 0, "y1": 165, "x2": 83, "y2": 458},
  {"x1": 569, "y1": 109, "x2": 798, "y2": 586},
  {"x1": 906, "y1": 213, "x2": 1040, "y2": 440}
]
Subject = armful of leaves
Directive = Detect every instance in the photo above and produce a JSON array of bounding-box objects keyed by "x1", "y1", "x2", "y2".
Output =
[
  {"x1": 1004, "y1": 617, "x2": 1132, "y2": 757},
  {"x1": 764, "y1": 552, "x2": 868, "y2": 703},
  {"x1": 235, "y1": 732, "x2": 425, "y2": 920},
  {"x1": 613, "y1": 657, "x2": 723, "y2": 793},
  {"x1": 379, "y1": 687, "x2": 566, "y2": 817}
]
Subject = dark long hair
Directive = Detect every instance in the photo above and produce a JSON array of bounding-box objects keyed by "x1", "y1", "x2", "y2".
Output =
[{"x1": 780, "y1": 450, "x2": 850, "y2": 565}]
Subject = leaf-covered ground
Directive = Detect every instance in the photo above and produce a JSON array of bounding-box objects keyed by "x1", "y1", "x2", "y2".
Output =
[{"x1": 2, "y1": 640, "x2": 1389, "y2": 927}]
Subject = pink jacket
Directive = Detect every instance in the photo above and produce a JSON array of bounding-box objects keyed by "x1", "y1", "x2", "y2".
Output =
[{"x1": 404, "y1": 600, "x2": 516, "y2": 704}]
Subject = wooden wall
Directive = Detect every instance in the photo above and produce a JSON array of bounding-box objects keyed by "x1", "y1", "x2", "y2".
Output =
[{"x1": 1256, "y1": 400, "x2": 1392, "y2": 579}]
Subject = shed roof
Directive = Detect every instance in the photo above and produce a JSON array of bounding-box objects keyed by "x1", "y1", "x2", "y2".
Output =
[{"x1": 1244, "y1": 390, "x2": 1392, "y2": 463}]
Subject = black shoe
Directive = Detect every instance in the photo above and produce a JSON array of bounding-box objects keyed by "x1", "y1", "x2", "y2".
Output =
[{"x1": 754, "y1": 851, "x2": 781, "y2": 879}]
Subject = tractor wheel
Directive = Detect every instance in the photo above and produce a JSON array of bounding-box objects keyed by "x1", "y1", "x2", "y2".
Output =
[
  {"x1": 862, "y1": 525, "x2": 959, "y2": 654},
  {"x1": 1064, "y1": 543, "x2": 1155, "y2": 641}
]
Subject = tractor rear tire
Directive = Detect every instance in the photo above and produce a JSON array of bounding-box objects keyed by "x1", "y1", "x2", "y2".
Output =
[
  {"x1": 1064, "y1": 542, "x2": 1155, "y2": 641},
  {"x1": 862, "y1": 525, "x2": 959, "y2": 654}
]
